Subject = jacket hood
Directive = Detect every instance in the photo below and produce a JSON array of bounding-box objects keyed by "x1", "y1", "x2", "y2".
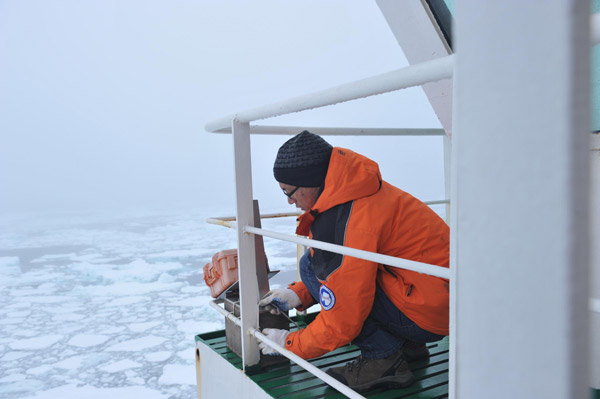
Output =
[
  {"x1": 295, "y1": 147, "x2": 382, "y2": 236},
  {"x1": 313, "y1": 148, "x2": 382, "y2": 213}
]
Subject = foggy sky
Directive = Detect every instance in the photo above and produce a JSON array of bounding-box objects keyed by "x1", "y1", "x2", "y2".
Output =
[{"x1": 0, "y1": 0, "x2": 445, "y2": 217}]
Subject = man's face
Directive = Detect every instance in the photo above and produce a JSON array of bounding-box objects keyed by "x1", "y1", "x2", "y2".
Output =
[{"x1": 279, "y1": 183, "x2": 320, "y2": 212}]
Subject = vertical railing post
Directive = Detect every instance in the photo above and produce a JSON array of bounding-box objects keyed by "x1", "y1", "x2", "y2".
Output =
[
  {"x1": 232, "y1": 119, "x2": 260, "y2": 368},
  {"x1": 443, "y1": 134, "x2": 452, "y2": 224}
]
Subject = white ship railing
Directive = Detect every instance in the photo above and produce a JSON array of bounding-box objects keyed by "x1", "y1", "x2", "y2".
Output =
[
  {"x1": 204, "y1": 54, "x2": 454, "y2": 398},
  {"x1": 205, "y1": 55, "x2": 454, "y2": 132},
  {"x1": 210, "y1": 125, "x2": 446, "y2": 136},
  {"x1": 244, "y1": 226, "x2": 449, "y2": 279},
  {"x1": 205, "y1": 211, "x2": 300, "y2": 229}
]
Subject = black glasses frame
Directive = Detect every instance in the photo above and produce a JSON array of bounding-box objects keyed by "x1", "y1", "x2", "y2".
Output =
[{"x1": 282, "y1": 186, "x2": 300, "y2": 199}]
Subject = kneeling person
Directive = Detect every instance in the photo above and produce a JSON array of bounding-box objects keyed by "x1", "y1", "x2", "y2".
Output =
[{"x1": 259, "y1": 131, "x2": 449, "y2": 392}]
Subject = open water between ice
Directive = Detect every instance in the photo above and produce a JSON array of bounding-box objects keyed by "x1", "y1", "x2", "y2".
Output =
[{"x1": 0, "y1": 208, "x2": 299, "y2": 399}]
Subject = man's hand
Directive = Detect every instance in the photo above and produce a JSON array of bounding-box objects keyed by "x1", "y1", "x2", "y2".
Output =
[
  {"x1": 258, "y1": 288, "x2": 301, "y2": 314},
  {"x1": 258, "y1": 328, "x2": 290, "y2": 355}
]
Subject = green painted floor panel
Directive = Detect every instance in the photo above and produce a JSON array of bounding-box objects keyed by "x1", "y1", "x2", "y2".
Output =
[
  {"x1": 196, "y1": 322, "x2": 449, "y2": 399},
  {"x1": 196, "y1": 317, "x2": 600, "y2": 399}
]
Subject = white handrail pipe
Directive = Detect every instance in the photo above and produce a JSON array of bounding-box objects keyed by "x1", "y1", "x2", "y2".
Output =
[
  {"x1": 205, "y1": 55, "x2": 454, "y2": 132},
  {"x1": 209, "y1": 300, "x2": 365, "y2": 399},
  {"x1": 209, "y1": 301, "x2": 242, "y2": 327},
  {"x1": 205, "y1": 218, "x2": 237, "y2": 229},
  {"x1": 244, "y1": 226, "x2": 450, "y2": 279},
  {"x1": 252, "y1": 329, "x2": 366, "y2": 399},
  {"x1": 206, "y1": 200, "x2": 448, "y2": 229},
  {"x1": 212, "y1": 125, "x2": 447, "y2": 136}
]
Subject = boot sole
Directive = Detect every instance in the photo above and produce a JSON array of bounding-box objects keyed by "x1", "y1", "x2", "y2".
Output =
[{"x1": 350, "y1": 374, "x2": 415, "y2": 393}]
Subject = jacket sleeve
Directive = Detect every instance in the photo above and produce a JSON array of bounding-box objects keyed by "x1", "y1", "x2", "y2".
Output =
[
  {"x1": 288, "y1": 281, "x2": 316, "y2": 311},
  {"x1": 284, "y1": 227, "x2": 379, "y2": 359}
]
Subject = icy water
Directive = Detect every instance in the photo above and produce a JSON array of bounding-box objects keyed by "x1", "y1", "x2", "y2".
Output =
[{"x1": 0, "y1": 209, "x2": 299, "y2": 399}]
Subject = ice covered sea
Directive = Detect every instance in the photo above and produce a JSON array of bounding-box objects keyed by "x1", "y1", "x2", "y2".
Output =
[{"x1": 0, "y1": 208, "x2": 299, "y2": 399}]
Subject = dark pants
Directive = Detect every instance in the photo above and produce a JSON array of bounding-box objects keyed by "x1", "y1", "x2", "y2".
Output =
[{"x1": 299, "y1": 250, "x2": 444, "y2": 359}]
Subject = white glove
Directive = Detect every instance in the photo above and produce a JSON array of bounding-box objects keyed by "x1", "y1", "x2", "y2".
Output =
[
  {"x1": 258, "y1": 328, "x2": 290, "y2": 355},
  {"x1": 258, "y1": 288, "x2": 301, "y2": 314}
]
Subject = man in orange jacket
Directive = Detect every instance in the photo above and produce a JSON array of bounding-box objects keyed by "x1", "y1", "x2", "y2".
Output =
[{"x1": 258, "y1": 131, "x2": 449, "y2": 392}]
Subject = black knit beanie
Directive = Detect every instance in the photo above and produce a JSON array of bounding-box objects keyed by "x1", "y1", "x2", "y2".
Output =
[{"x1": 273, "y1": 131, "x2": 333, "y2": 187}]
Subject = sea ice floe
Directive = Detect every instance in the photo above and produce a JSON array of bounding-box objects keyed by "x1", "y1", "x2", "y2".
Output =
[
  {"x1": 52, "y1": 313, "x2": 85, "y2": 321},
  {"x1": 42, "y1": 307, "x2": 84, "y2": 316},
  {"x1": 177, "y1": 320, "x2": 222, "y2": 334},
  {"x1": 158, "y1": 364, "x2": 195, "y2": 386},
  {"x1": 81, "y1": 281, "x2": 182, "y2": 296},
  {"x1": 144, "y1": 351, "x2": 173, "y2": 362},
  {"x1": 0, "y1": 210, "x2": 239, "y2": 398},
  {"x1": 168, "y1": 296, "x2": 212, "y2": 308},
  {"x1": 180, "y1": 286, "x2": 206, "y2": 293},
  {"x1": 0, "y1": 373, "x2": 26, "y2": 383},
  {"x1": 176, "y1": 348, "x2": 194, "y2": 361},
  {"x1": 100, "y1": 326, "x2": 126, "y2": 334},
  {"x1": 70, "y1": 253, "x2": 102, "y2": 262},
  {"x1": 100, "y1": 359, "x2": 142, "y2": 373},
  {"x1": 107, "y1": 295, "x2": 149, "y2": 306},
  {"x1": 55, "y1": 355, "x2": 85, "y2": 370},
  {"x1": 147, "y1": 248, "x2": 207, "y2": 259},
  {"x1": 128, "y1": 321, "x2": 161, "y2": 333},
  {"x1": 106, "y1": 336, "x2": 168, "y2": 352},
  {"x1": 75, "y1": 259, "x2": 182, "y2": 284},
  {"x1": 13, "y1": 326, "x2": 40, "y2": 337},
  {"x1": 9, "y1": 335, "x2": 62, "y2": 350},
  {"x1": 0, "y1": 317, "x2": 25, "y2": 325},
  {"x1": 129, "y1": 376, "x2": 145, "y2": 384},
  {"x1": 12, "y1": 271, "x2": 65, "y2": 285},
  {"x1": 157, "y1": 273, "x2": 176, "y2": 283},
  {"x1": 68, "y1": 334, "x2": 110, "y2": 347},
  {"x1": 31, "y1": 253, "x2": 76, "y2": 263},
  {"x1": 1, "y1": 351, "x2": 31, "y2": 361},
  {"x1": 0, "y1": 379, "x2": 44, "y2": 395},
  {"x1": 26, "y1": 365, "x2": 53, "y2": 375},
  {"x1": 0, "y1": 256, "x2": 20, "y2": 276},
  {"x1": 266, "y1": 255, "x2": 298, "y2": 270},
  {"x1": 18, "y1": 295, "x2": 71, "y2": 304},
  {"x1": 6, "y1": 310, "x2": 31, "y2": 318}
]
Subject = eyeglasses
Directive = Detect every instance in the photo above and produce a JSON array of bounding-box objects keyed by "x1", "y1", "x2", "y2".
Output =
[{"x1": 282, "y1": 186, "x2": 300, "y2": 199}]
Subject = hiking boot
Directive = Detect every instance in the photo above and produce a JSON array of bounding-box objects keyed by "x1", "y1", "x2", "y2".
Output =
[
  {"x1": 326, "y1": 351, "x2": 414, "y2": 392},
  {"x1": 403, "y1": 341, "x2": 430, "y2": 361}
]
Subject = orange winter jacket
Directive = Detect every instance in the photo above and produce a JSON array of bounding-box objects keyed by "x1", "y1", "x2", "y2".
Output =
[{"x1": 284, "y1": 148, "x2": 449, "y2": 360}]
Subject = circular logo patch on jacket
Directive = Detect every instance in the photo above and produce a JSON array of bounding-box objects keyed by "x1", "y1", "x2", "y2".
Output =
[{"x1": 319, "y1": 285, "x2": 336, "y2": 311}]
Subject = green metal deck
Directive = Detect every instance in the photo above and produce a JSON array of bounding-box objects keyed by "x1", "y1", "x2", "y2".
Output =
[
  {"x1": 196, "y1": 325, "x2": 600, "y2": 398},
  {"x1": 196, "y1": 316, "x2": 449, "y2": 399}
]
